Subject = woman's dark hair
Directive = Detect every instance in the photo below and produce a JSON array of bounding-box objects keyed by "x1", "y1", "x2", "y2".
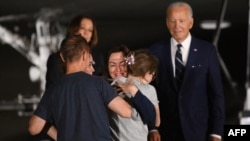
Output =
[{"x1": 66, "y1": 15, "x2": 98, "y2": 48}]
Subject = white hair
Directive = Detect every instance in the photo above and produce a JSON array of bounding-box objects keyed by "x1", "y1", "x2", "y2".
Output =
[{"x1": 166, "y1": 1, "x2": 193, "y2": 18}]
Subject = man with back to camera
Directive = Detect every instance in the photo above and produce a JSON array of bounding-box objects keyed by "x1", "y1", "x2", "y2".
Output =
[{"x1": 28, "y1": 35, "x2": 132, "y2": 141}]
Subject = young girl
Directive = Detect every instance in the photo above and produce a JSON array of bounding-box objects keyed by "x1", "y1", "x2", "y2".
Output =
[
  {"x1": 127, "y1": 49, "x2": 160, "y2": 126},
  {"x1": 117, "y1": 49, "x2": 161, "y2": 140}
]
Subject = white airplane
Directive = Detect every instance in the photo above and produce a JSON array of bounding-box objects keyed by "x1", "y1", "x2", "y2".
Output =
[{"x1": 0, "y1": 8, "x2": 66, "y2": 116}]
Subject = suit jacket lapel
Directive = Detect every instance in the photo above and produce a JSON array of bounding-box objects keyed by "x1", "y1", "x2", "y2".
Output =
[
  {"x1": 182, "y1": 37, "x2": 199, "y2": 85},
  {"x1": 165, "y1": 41, "x2": 177, "y2": 90}
]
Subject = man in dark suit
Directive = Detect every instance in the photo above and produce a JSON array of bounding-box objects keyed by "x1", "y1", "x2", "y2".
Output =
[{"x1": 149, "y1": 1, "x2": 225, "y2": 141}]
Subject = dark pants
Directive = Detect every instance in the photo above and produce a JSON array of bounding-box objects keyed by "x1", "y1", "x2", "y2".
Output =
[{"x1": 160, "y1": 120, "x2": 185, "y2": 141}]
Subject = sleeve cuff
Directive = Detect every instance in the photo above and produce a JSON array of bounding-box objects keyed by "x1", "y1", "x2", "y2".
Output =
[{"x1": 210, "y1": 134, "x2": 221, "y2": 139}]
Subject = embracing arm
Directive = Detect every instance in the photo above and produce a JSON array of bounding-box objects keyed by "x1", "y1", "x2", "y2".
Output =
[
  {"x1": 119, "y1": 82, "x2": 156, "y2": 129},
  {"x1": 108, "y1": 96, "x2": 132, "y2": 118},
  {"x1": 28, "y1": 115, "x2": 46, "y2": 135},
  {"x1": 132, "y1": 90, "x2": 156, "y2": 128},
  {"x1": 47, "y1": 125, "x2": 57, "y2": 141},
  {"x1": 148, "y1": 103, "x2": 161, "y2": 141},
  {"x1": 28, "y1": 115, "x2": 57, "y2": 140}
]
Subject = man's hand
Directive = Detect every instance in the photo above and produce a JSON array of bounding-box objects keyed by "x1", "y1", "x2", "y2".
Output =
[
  {"x1": 209, "y1": 136, "x2": 221, "y2": 141},
  {"x1": 148, "y1": 130, "x2": 161, "y2": 141}
]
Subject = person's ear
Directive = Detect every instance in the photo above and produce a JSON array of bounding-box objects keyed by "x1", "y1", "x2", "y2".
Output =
[
  {"x1": 189, "y1": 18, "x2": 194, "y2": 29},
  {"x1": 82, "y1": 50, "x2": 90, "y2": 61},
  {"x1": 59, "y1": 52, "x2": 66, "y2": 62},
  {"x1": 82, "y1": 51, "x2": 86, "y2": 61},
  {"x1": 165, "y1": 18, "x2": 168, "y2": 27}
]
